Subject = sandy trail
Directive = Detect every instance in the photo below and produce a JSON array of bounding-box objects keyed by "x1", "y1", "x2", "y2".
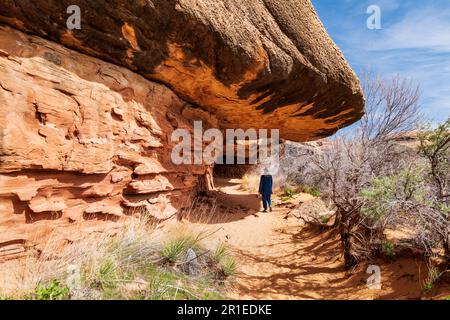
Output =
[
  {"x1": 170, "y1": 178, "x2": 450, "y2": 300},
  {"x1": 1, "y1": 177, "x2": 448, "y2": 299}
]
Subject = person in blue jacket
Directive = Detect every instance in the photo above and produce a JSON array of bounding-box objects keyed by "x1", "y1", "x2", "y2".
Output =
[{"x1": 258, "y1": 168, "x2": 273, "y2": 212}]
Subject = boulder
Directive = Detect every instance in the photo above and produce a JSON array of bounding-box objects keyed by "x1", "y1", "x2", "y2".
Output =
[
  {"x1": 0, "y1": 0, "x2": 365, "y2": 254},
  {"x1": 182, "y1": 248, "x2": 200, "y2": 276},
  {"x1": 0, "y1": 0, "x2": 364, "y2": 141}
]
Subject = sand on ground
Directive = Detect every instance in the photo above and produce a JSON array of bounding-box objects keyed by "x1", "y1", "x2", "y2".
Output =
[
  {"x1": 163, "y1": 178, "x2": 450, "y2": 300},
  {"x1": 1, "y1": 177, "x2": 448, "y2": 299}
]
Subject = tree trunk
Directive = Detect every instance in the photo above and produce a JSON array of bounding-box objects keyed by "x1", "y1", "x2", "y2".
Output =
[
  {"x1": 445, "y1": 233, "x2": 450, "y2": 265},
  {"x1": 197, "y1": 166, "x2": 215, "y2": 195},
  {"x1": 340, "y1": 221, "x2": 358, "y2": 268},
  {"x1": 332, "y1": 211, "x2": 342, "y2": 228}
]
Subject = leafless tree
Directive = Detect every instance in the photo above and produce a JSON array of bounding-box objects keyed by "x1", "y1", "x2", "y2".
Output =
[
  {"x1": 359, "y1": 72, "x2": 421, "y2": 142},
  {"x1": 283, "y1": 73, "x2": 450, "y2": 268}
]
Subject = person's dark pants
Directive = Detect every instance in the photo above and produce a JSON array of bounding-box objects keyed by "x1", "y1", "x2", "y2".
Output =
[{"x1": 261, "y1": 193, "x2": 272, "y2": 211}]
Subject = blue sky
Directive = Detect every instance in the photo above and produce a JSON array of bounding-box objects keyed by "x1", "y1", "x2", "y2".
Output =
[{"x1": 311, "y1": 0, "x2": 450, "y2": 123}]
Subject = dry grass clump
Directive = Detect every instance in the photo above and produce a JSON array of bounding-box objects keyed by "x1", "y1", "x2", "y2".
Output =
[
  {"x1": 0, "y1": 213, "x2": 237, "y2": 300},
  {"x1": 240, "y1": 173, "x2": 260, "y2": 193},
  {"x1": 241, "y1": 172, "x2": 284, "y2": 193}
]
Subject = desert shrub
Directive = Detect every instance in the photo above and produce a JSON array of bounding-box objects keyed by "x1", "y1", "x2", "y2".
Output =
[
  {"x1": 210, "y1": 244, "x2": 238, "y2": 279},
  {"x1": 280, "y1": 184, "x2": 322, "y2": 199},
  {"x1": 382, "y1": 241, "x2": 395, "y2": 257},
  {"x1": 83, "y1": 230, "x2": 235, "y2": 299},
  {"x1": 281, "y1": 186, "x2": 296, "y2": 201},
  {"x1": 283, "y1": 187, "x2": 295, "y2": 198},
  {"x1": 35, "y1": 280, "x2": 70, "y2": 300},
  {"x1": 211, "y1": 244, "x2": 228, "y2": 264},
  {"x1": 219, "y1": 256, "x2": 238, "y2": 278},
  {"x1": 88, "y1": 259, "x2": 119, "y2": 290},
  {"x1": 418, "y1": 119, "x2": 450, "y2": 258},
  {"x1": 418, "y1": 119, "x2": 450, "y2": 201},
  {"x1": 277, "y1": 73, "x2": 450, "y2": 267},
  {"x1": 4, "y1": 215, "x2": 234, "y2": 300},
  {"x1": 321, "y1": 215, "x2": 331, "y2": 224},
  {"x1": 298, "y1": 185, "x2": 321, "y2": 197},
  {"x1": 241, "y1": 174, "x2": 260, "y2": 193},
  {"x1": 361, "y1": 166, "x2": 448, "y2": 255},
  {"x1": 161, "y1": 237, "x2": 197, "y2": 264},
  {"x1": 360, "y1": 175, "x2": 397, "y2": 221},
  {"x1": 422, "y1": 263, "x2": 442, "y2": 293},
  {"x1": 292, "y1": 198, "x2": 334, "y2": 227}
]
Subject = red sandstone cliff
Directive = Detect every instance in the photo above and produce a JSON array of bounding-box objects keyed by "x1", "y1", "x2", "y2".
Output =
[{"x1": 0, "y1": 0, "x2": 365, "y2": 260}]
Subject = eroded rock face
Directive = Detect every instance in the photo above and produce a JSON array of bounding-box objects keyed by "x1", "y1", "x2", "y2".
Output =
[
  {"x1": 0, "y1": 26, "x2": 214, "y2": 258},
  {"x1": 0, "y1": 0, "x2": 364, "y2": 141},
  {"x1": 0, "y1": 0, "x2": 365, "y2": 259}
]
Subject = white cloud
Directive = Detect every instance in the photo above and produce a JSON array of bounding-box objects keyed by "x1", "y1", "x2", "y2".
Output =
[
  {"x1": 369, "y1": 7, "x2": 450, "y2": 51},
  {"x1": 313, "y1": 0, "x2": 450, "y2": 123}
]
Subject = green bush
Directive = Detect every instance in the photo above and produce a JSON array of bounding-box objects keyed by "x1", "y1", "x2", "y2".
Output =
[
  {"x1": 321, "y1": 215, "x2": 331, "y2": 225},
  {"x1": 360, "y1": 166, "x2": 430, "y2": 221},
  {"x1": 302, "y1": 186, "x2": 321, "y2": 197},
  {"x1": 161, "y1": 237, "x2": 196, "y2": 264},
  {"x1": 210, "y1": 244, "x2": 237, "y2": 279},
  {"x1": 93, "y1": 259, "x2": 119, "y2": 289},
  {"x1": 281, "y1": 187, "x2": 295, "y2": 201},
  {"x1": 422, "y1": 265, "x2": 442, "y2": 293},
  {"x1": 219, "y1": 256, "x2": 237, "y2": 277},
  {"x1": 211, "y1": 244, "x2": 227, "y2": 265},
  {"x1": 35, "y1": 280, "x2": 70, "y2": 300},
  {"x1": 291, "y1": 184, "x2": 322, "y2": 197},
  {"x1": 382, "y1": 241, "x2": 395, "y2": 257},
  {"x1": 418, "y1": 119, "x2": 450, "y2": 201},
  {"x1": 360, "y1": 176, "x2": 397, "y2": 220}
]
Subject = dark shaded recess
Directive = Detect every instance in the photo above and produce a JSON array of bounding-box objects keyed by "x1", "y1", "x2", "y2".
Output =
[
  {"x1": 0, "y1": 239, "x2": 26, "y2": 247},
  {"x1": 214, "y1": 163, "x2": 252, "y2": 179},
  {"x1": 2, "y1": 168, "x2": 109, "y2": 181},
  {"x1": 240, "y1": 57, "x2": 363, "y2": 125},
  {"x1": 25, "y1": 210, "x2": 63, "y2": 223},
  {"x1": 83, "y1": 212, "x2": 120, "y2": 222}
]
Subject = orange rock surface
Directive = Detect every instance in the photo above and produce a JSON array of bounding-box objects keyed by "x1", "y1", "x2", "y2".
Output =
[
  {"x1": 0, "y1": 26, "x2": 215, "y2": 258},
  {"x1": 0, "y1": 0, "x2": 366, "y2": 260}
]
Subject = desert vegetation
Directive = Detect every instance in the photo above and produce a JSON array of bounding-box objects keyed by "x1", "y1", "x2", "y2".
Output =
[
  {"x1": 0, "y1": 213, "x2": 237, "y2": 300},
  {"x1": 274, "y1": 73, "x2": 449, "y2": 288}
]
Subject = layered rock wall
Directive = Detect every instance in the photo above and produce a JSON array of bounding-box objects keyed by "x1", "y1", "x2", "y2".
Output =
[
  {"x1": 0, "y1": 26, "x2": 214, "y2": 259},
  {"x1": 0, "y1": 0, "x2": 366, "y2": 259}
]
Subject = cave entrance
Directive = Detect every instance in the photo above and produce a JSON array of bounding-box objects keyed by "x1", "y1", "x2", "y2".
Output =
[
  {"x1": 209, "y1": 160, "x2": 254, "y2": 201},
  {"x1": 213, "y1": 162, "x2": 253, "y2": 179}
]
